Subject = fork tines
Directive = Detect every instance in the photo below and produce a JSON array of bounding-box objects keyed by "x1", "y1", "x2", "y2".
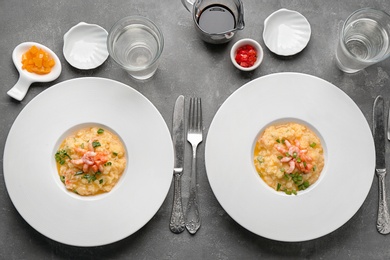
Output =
[{"x1": 188, "y1": 98, "x2": 202, "y2": 134}]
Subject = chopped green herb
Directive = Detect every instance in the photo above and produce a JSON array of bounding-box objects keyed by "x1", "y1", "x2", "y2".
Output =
[
  {"x1": 285, "y1": 152, "x2": 290, "y2": 157},
  {"x1": 284, "y1": 173, "x2": 290, "y2": 180},
  {"x1": 310, "y1": 142, "x2": 317, "y2": 148},
  {"x1": 280, "y1": 168, "x2": 285, "y2": 173},
  {"x1": 277, "y1": 183, "x2": 281, "y2": 191},
  {"x1": 292, "y1": 190, "x2": 297, "y2": 195},
  {"x1": 277, "y1": 155, "x2": 283, "y2": 160},
  {"x1": 276, "y1": 139, "x2": 280, "y2": 143},
  {"x1": 55, "y1": 150, "x2": 71, "y2": 165},
  {"x1": 313, "y1": 165, "x2": 317, "y2": 171},
  {"x1": 82, "y1": 174, "x2": 97, "y2": 183},
  {"x1": 96, "y1": 171, "x2": 102, "y2": 175},
  {"x1": 281, "y1": 139, "x2": 286, "y2": 144},
  {"x1": 298, "y1": 181, "x2": 310, "y2": 191},
  {"x1": 285, "y1": 190, "x2": 292, "y2": 195},
  {"x1": 97, "y1": 128, "x2": 104, "y2": 134},
  {"x1": 92, "y1": 141, "x2": 101, "y2": 148},
  {"x1": 293, "y1": 152, "x2": 297, "y2": 158},
  {"x1": 257, "y1": 156, "x2": 264, "y2": 164},
  {"x1": 80, "y1": 143, "x2": 85, "y2": 149},
  {"x1": 296, "y1": 158, "x2": 302, "y2": 163},
  {"x1": 60, "y1": 176, "x2": 65, "y2": 183},
  {"x1": 113, "y1": 152, "x2": 118, "y2": 156},
  {"x1": 104, "y1": 162, "x2": 112, "y2": 166},
  {"x1": 99, "y1": 179, "x2": 103, "y2": 184}
]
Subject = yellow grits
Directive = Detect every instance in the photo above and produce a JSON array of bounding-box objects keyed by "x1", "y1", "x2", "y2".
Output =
[
  {"x1": 55, "y1": 126, "x2": 126, "y2": 196},
  {"x1": 253, "y1": 122, "x2": 324, "y2": 195}
]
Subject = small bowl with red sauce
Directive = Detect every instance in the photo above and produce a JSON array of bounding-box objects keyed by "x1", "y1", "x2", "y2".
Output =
[{"x1": 230, "y1": 38, "x2": 263, "y2": 71}]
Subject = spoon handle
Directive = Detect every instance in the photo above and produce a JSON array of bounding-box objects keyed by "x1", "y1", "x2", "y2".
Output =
[{"x1": 7, "y1": 76, "x2": 32, "y2": 101}]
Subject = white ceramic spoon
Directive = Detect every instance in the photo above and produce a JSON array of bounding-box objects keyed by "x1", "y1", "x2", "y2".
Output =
[{"x1": 7, "y1": 42, "x2": 62, "y2": 101}]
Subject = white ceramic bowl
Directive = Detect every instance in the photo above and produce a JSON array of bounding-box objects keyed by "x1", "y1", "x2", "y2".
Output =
[
  {"x1": 230, "y1": 38, "x2": 263, "y2": 71},
  {"x1": 63, "y1": 22, "x2": 109, "y2": 70},
  {"x1": 263, "y1": 8, "x2": 311, "y2": 56}
]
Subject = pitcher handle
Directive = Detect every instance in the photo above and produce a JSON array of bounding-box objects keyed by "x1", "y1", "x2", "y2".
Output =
[{"x1": 181, "y1": 0, "x2": 195, "y2": 12}]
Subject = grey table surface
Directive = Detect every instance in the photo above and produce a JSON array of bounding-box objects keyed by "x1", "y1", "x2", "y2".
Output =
[{"x1": 1, "y1": 0, "x2": 390, "y2": 259}]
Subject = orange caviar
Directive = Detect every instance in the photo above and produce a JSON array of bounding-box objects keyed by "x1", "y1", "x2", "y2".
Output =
[{"x1": 21, "y1": 45, "x2": 55, "y2": 75}]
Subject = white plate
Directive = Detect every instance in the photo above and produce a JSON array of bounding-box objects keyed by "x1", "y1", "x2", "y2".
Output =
[
  {"x1": 63, "y1": 22, "x2": 109, "y2": 70},
  {"x1": 3, "y1": 77, "x2": 173, "y2": 246},
  {"x1": 205, "y1": 73, "x2": 375, "y2": 242},
  {"x1": 263, "y1": 9, "x2": 311, "y2": 56}
]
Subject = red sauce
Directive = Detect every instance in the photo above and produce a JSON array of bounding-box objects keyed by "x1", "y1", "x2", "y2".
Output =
[{"x1": 235, "y1": 44, "x2": 257, "y2": 68}]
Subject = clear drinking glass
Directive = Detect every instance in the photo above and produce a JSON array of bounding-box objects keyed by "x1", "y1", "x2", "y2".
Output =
[
  {"x1": 335, "y1": 8, "x2": 390, "y2": 73},
  {"x1": 107, "y1": 16, "x2": 164, "y2": 80}
]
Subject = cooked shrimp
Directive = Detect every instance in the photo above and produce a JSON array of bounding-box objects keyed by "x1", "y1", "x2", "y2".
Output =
[
  {"x1": 286, "y1": 160, "x2": 295, "y2": 173},
  {"x1": 71, "y1": 159, "x2": 84, "y2": 165},
  {"x1": 275, "y1": 145, "x2": 287, "y2": 154},
  {"x1": 276, "y1": 138, "x2": 315, "y2": 174}
]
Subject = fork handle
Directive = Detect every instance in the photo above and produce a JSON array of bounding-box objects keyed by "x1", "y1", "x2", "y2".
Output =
[
  {"x1": 186, "y1": 145, "x2": 201, "y2": 234},
  {"x1": 377, "y1": 171, "x2": 390, "y2": 234},
  {"x1": 169, "y1": 173, "x2": 185, "y2": 233}
]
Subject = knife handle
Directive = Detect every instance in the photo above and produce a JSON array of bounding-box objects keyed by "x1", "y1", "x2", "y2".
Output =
[
  {"x1": 169, "y1": 173, "x2": 185, "y2": 233},
  {"x1": 377, "y1": 170, "x2": 390, "y2": 234}
]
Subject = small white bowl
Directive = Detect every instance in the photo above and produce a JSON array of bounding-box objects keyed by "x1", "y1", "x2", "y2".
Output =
[
  {"x1": 63, "y1": 22, "x2": 109, "y2": 70},
  {"x1": 263, "y1": 8, "x2": 311, "y2": 56},
  {"x1": 230, "y1": 38, "x2": 263, "y2": 71},
  {"x1": 7, "y1": 42, "x2": 62, "y2": 101}
]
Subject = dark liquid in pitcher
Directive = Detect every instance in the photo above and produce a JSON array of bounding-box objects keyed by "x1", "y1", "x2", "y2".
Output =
[{"x1": 197, "y1": 4, "x2": 236, "y2": 34}]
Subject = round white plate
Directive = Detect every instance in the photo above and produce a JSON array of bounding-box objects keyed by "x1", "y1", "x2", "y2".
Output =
[
  {"x1": 263, "y1": 9, "x2": 311, "y2": 56},
  {"x1": 3, "y1": 77, "x2": 173, "y2": 246},
  {"x1": 205, "y1": 73, "x2": 375, "y2": 242}
]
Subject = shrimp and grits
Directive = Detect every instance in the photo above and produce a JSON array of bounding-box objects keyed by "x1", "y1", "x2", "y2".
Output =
[
  {"x1": 55, "y1": 126, "x2": 126, "y2": 196},
  {"x1": 253, "y1": 122, "x2": 324, "y2": 195}
]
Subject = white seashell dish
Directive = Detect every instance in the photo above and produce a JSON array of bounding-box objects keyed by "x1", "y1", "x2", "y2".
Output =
[
  {"x1": 263, "y1": 8, "x2": 311, "y2": 56},
  {"x1": 63, "y1": 22, "x2": 109, "y2": 70}
]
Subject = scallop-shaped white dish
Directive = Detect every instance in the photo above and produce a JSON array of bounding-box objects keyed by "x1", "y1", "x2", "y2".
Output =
[
  {"x1": 63, "y1": 22, "x2": 109, "y2": 69},
  {"x1": 263, "y1": 9, "x2": 311, "y2": 56}
]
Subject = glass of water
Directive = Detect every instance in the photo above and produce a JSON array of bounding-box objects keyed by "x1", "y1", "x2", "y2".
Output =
[
  {"x1": 107, "y1": 16, "x2": 164, "y2": 80},
  {"x1": 335, "y1": 8, "x2": 390, "y2": 73}
]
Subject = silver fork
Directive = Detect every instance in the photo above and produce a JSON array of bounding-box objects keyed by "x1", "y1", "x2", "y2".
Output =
[{"x1": 185, "y1": 97, "x2": 202, "y2": 234}]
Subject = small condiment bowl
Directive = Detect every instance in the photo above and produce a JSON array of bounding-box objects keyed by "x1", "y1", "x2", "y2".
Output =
[
  {"x1": 63, "y1": 22, "x2": 109, "y2": 70},
  {"x1": 230, "y1": 38, "x2": 263, "y2": 71},
  {"x1": 263, "y1": 8, "x2": 311, "y2": 56},
  {"x1": 7, "y1": 42, "x2": 62, "y2": 101}
]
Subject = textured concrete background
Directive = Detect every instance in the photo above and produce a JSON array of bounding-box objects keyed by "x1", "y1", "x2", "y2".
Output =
[{"x1": 1, "y1": 0, "x2": 390, "y2": 259}]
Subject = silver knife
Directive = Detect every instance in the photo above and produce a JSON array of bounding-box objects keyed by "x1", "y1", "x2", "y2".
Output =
[
  {"x1": 169, "y1": 95, "x2": 186, "y2": 233},
  {"x1": 373, "y1": 95, "x2": 390, "y2": 234}
]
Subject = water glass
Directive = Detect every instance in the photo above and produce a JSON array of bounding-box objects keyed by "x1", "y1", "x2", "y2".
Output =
[
  {"x1": 335, "y1": 8, "x2": 390, "y2": 73},
  {"x1": 107, "y1": 16, "x2": 164, "y2": 80}
]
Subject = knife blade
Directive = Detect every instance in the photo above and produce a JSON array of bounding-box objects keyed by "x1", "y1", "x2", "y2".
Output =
[
  {"x1": 373, "y1": 95, "x2": 390, "y2": 234},
  {"x1": 169, "y1": 95, "x2": 185, "y2": 233}
]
